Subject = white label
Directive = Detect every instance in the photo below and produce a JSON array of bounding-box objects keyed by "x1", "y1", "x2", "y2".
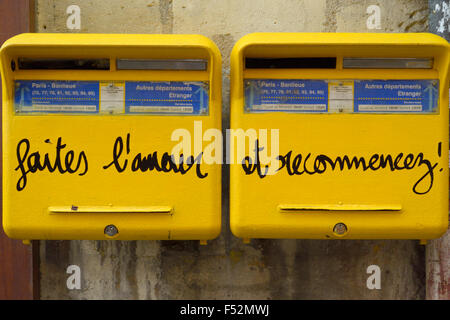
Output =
[
  {"x1": 329, "y1": 82, "x2": 354, "y2": 113},
  {"x1": 100, "y1": 82, "x2": 125, "y2": 114}
]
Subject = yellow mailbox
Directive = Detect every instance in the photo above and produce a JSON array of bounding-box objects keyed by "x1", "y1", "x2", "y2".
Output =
[
  {"x1": 1, "y1": 33, "x2": 221, "y2": 241},
  {"x1": 230, "y1": 33, "x2": 449, "y2": 240}
]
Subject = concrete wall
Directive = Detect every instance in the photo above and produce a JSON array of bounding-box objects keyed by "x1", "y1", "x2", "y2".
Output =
[{"x1": 35, "y1": 0, "x2": 432, "y2": 299}]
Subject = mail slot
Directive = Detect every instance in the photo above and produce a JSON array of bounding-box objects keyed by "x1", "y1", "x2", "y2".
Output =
[
  {"x1": 230, "y1": 33, "x2": 449, "y2": 240},
  {"x1": 1, "y1": 33, "x2": 221, "y2": 241}
]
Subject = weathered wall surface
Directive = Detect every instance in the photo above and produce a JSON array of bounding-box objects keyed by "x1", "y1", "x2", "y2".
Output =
[{"x1": 35, "y1": 0, "x2": 434, "y2": 299}]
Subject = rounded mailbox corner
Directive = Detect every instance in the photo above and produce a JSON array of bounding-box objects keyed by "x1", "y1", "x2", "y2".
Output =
[
  {"x1": 230, "y1": 33, "x2": 264, "y2": 62},
  {"x1": 2, "y1": 219, "x2": 20, "y2": 240},
  {"x1": 427, "y1": 220, "x2": 449, "y2": 240},
  {"x1": 420, "y1": 32, "x2": 450, "y2": 46},
  {"x1": 195, "y1": 34, "x2": 222, "y2": 60},
  {"x1": 0, "y1": 33, "x2": 28, "y2": 51},
  {"x1": 231, "y1": 33, "x2": 254, "y2": 54},
  {"x1": 0, "y1": 34, "x2": 36, "y2": 64},
  {"x1": 0, "y1": 35, "x2": 21, "y2": 78},
  {"x1": 229, "y1": 219, "x2": 246, "y2": 239},
  {"x1": 204, "y1": 222, "x2": 222, "y2": 241}
]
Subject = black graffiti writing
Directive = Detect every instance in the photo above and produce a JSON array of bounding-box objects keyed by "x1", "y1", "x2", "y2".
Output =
[
  {"x1": 242, "y1": 140, "x2": 442, "y2": 195},
  {"x1": 103, "y1": 133, "x2": 207, "y2": 178},
  {"x1": 15, "y1": 137, "x2": 88, "y2": 191}
]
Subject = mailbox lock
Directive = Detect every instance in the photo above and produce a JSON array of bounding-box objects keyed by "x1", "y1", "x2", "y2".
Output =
[
  {"x1": 333, "y1": 223, "x2": 348, "y2": 236},
  {"x1": 104, "y1": 224, "x2": 119, "y2": 237}
]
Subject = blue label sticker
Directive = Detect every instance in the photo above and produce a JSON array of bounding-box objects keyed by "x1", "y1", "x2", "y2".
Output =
[
  {"x1": 245, "y1": 79, "x2": 439, "y2": 114},
  {"x1": 14, "y1": 80, "x2": 100, "y2": 114},
  {"x1": 125, "y1": 81, "x2": 209, "y2": 115},
  {"x1": 354, "y1": 80, "x2": 439, "y2": 113},
  {"x1": 245, "y1": 79, "x2": 328, "y2": 113},
  {"x1": 14, "y1": 80, "x2": 209, "y2": 116}
]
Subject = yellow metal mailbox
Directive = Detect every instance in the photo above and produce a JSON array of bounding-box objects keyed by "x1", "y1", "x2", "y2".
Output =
[
  {"x1": 1, "y1": 33, "x2": 221, "y2": 241},
  {"x1": 230, "y1": 33, "x2": 449, "y2": 240}
]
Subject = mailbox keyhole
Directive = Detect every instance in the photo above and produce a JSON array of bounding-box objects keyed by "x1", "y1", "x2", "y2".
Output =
[
  {"x1": 333, "y1": 223, "x2": 348, "y2": 236},
  {"x1": 104, "y1": 224, "x2": 119, "y2": 237}
]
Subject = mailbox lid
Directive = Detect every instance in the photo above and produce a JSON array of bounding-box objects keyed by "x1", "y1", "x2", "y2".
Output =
[
  {"x1": 230, "y1": 33, "x2": 449, "y2": 240},
  {"x1": 1, "y1": 33, "x2": 222, "y2": 240}
]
